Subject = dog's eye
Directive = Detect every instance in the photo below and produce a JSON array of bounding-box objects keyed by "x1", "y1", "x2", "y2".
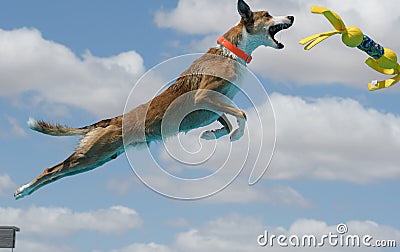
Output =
[{"x1": 264, "y1": 12, "x2": 272, "y2": 18}]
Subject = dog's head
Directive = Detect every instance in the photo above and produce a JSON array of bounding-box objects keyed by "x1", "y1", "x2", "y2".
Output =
[{"x1": 238, "y1": 0, "x2": 294, "y2": 49}]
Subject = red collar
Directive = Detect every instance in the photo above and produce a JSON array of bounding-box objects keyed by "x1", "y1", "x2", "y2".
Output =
[{"x1": 217, "y1": 36, "x2": 252, "y2": 64}]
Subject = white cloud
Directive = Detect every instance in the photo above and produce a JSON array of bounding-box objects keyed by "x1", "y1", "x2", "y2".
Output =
[
  {"x1": 0, "y1": 205, "x2": 142, "y2": 237},
  {"x1": 0, "y1": 205, "x2": 143, "y2": 252},
  {"x1": 263, "y1": 185, "x2": 310, "y2": 207},
  {"x1": 112, "y1": 214, "x2": 263, "y2": 252},
  {"x1": 155, "y1": 0, "x2": 400, "y2": 88},
  {"x1": 268, "y1": 93, "x2": 400, "y2": 183},
  {"x1": 155, "y1": 0, "x2": 237, "y2": 35},
  {"x1": 0, "y1": 174, "x2": 16, "y2": 197},
  {"x1": 174, "y1": 214, "x2": 262, "y2": 251},
  {"x1": 0, "y1": 28, "x2": 146, "y2": 117}
]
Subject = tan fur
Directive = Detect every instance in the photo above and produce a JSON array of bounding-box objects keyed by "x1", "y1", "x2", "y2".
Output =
[{"x1": 15, "y1": 0, "x2": 293, "y2": 199}]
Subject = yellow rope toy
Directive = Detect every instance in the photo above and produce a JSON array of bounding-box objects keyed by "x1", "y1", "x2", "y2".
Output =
[{"x1": 299, "y1": 6, "x2": 400, "y2": 91}]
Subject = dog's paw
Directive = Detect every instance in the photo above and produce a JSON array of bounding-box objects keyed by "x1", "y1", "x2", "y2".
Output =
[
  {"x1": 230, "y1": 128, "x2": 244, "y2": 142},
  {"x1": 200, "y1": 130, "x2": 216, "y2": 140},
  {"x1": 14, "y1": 183, "x2": 31, "y2": 200},
  {"x1": 201, "y1": 128, "x2": 230, "y2": 140}
]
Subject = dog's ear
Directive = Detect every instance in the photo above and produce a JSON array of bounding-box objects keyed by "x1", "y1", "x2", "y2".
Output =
[{"x1": 237, "y1": 0, "x2": 252, "y2": 21}]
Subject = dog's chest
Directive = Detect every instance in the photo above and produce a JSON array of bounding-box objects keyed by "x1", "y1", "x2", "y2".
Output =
[{"x1": 223, "y1": 57, "x2": 247, "y2": 98}]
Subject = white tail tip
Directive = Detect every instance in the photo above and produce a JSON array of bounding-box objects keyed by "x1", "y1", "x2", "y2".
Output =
[{"x1": 27, "y1": 117, "x2": 40, "y2": 130}]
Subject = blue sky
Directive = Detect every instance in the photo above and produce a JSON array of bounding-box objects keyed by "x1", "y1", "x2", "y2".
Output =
[{"x1": 0, "y1": 0, "x2": 399, "y2": 251}]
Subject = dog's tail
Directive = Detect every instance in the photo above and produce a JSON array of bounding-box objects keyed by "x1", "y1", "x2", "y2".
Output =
[{"x1": 28, "y1": 117, "x2": 92, "y2": 136}]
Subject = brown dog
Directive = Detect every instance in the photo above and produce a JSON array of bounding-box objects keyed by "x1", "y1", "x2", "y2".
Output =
[{"x1": 15, "y1": 0, "x2": 293, "y2": 199}]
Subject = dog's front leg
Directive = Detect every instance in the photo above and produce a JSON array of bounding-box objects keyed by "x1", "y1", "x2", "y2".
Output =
[
  {"x1": 201, "y1": 114, "x2": 233, "y2": 140},
  {"x1": 195, "y1": 89, "x2": 246, "y2": 141}
]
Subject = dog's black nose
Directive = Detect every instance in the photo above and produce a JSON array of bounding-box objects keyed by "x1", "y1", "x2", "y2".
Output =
[{"x1": 287, "y1": 16, "x2": 294, "y2": 23}]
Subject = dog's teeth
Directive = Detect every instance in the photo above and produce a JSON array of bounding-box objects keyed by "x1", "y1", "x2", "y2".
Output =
[{"x1": 270, "y1": 22, "x2": 292, "y2": 36}]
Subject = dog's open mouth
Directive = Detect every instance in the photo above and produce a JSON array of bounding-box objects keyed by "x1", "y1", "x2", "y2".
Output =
[{"x1": 268, "y1": 22, "x2": 293, "y2": 49}]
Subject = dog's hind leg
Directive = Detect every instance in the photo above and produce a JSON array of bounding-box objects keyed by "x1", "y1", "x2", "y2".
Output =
[
  {"x1": 14, "y1": 160, "x2": 71, "y2": 199},
  {"x1": 200, "y1": 114, "x2": 233, "y2": 140},
  {"x1": 14, "y1": 126, "x2": 124, "y2": 199}
]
